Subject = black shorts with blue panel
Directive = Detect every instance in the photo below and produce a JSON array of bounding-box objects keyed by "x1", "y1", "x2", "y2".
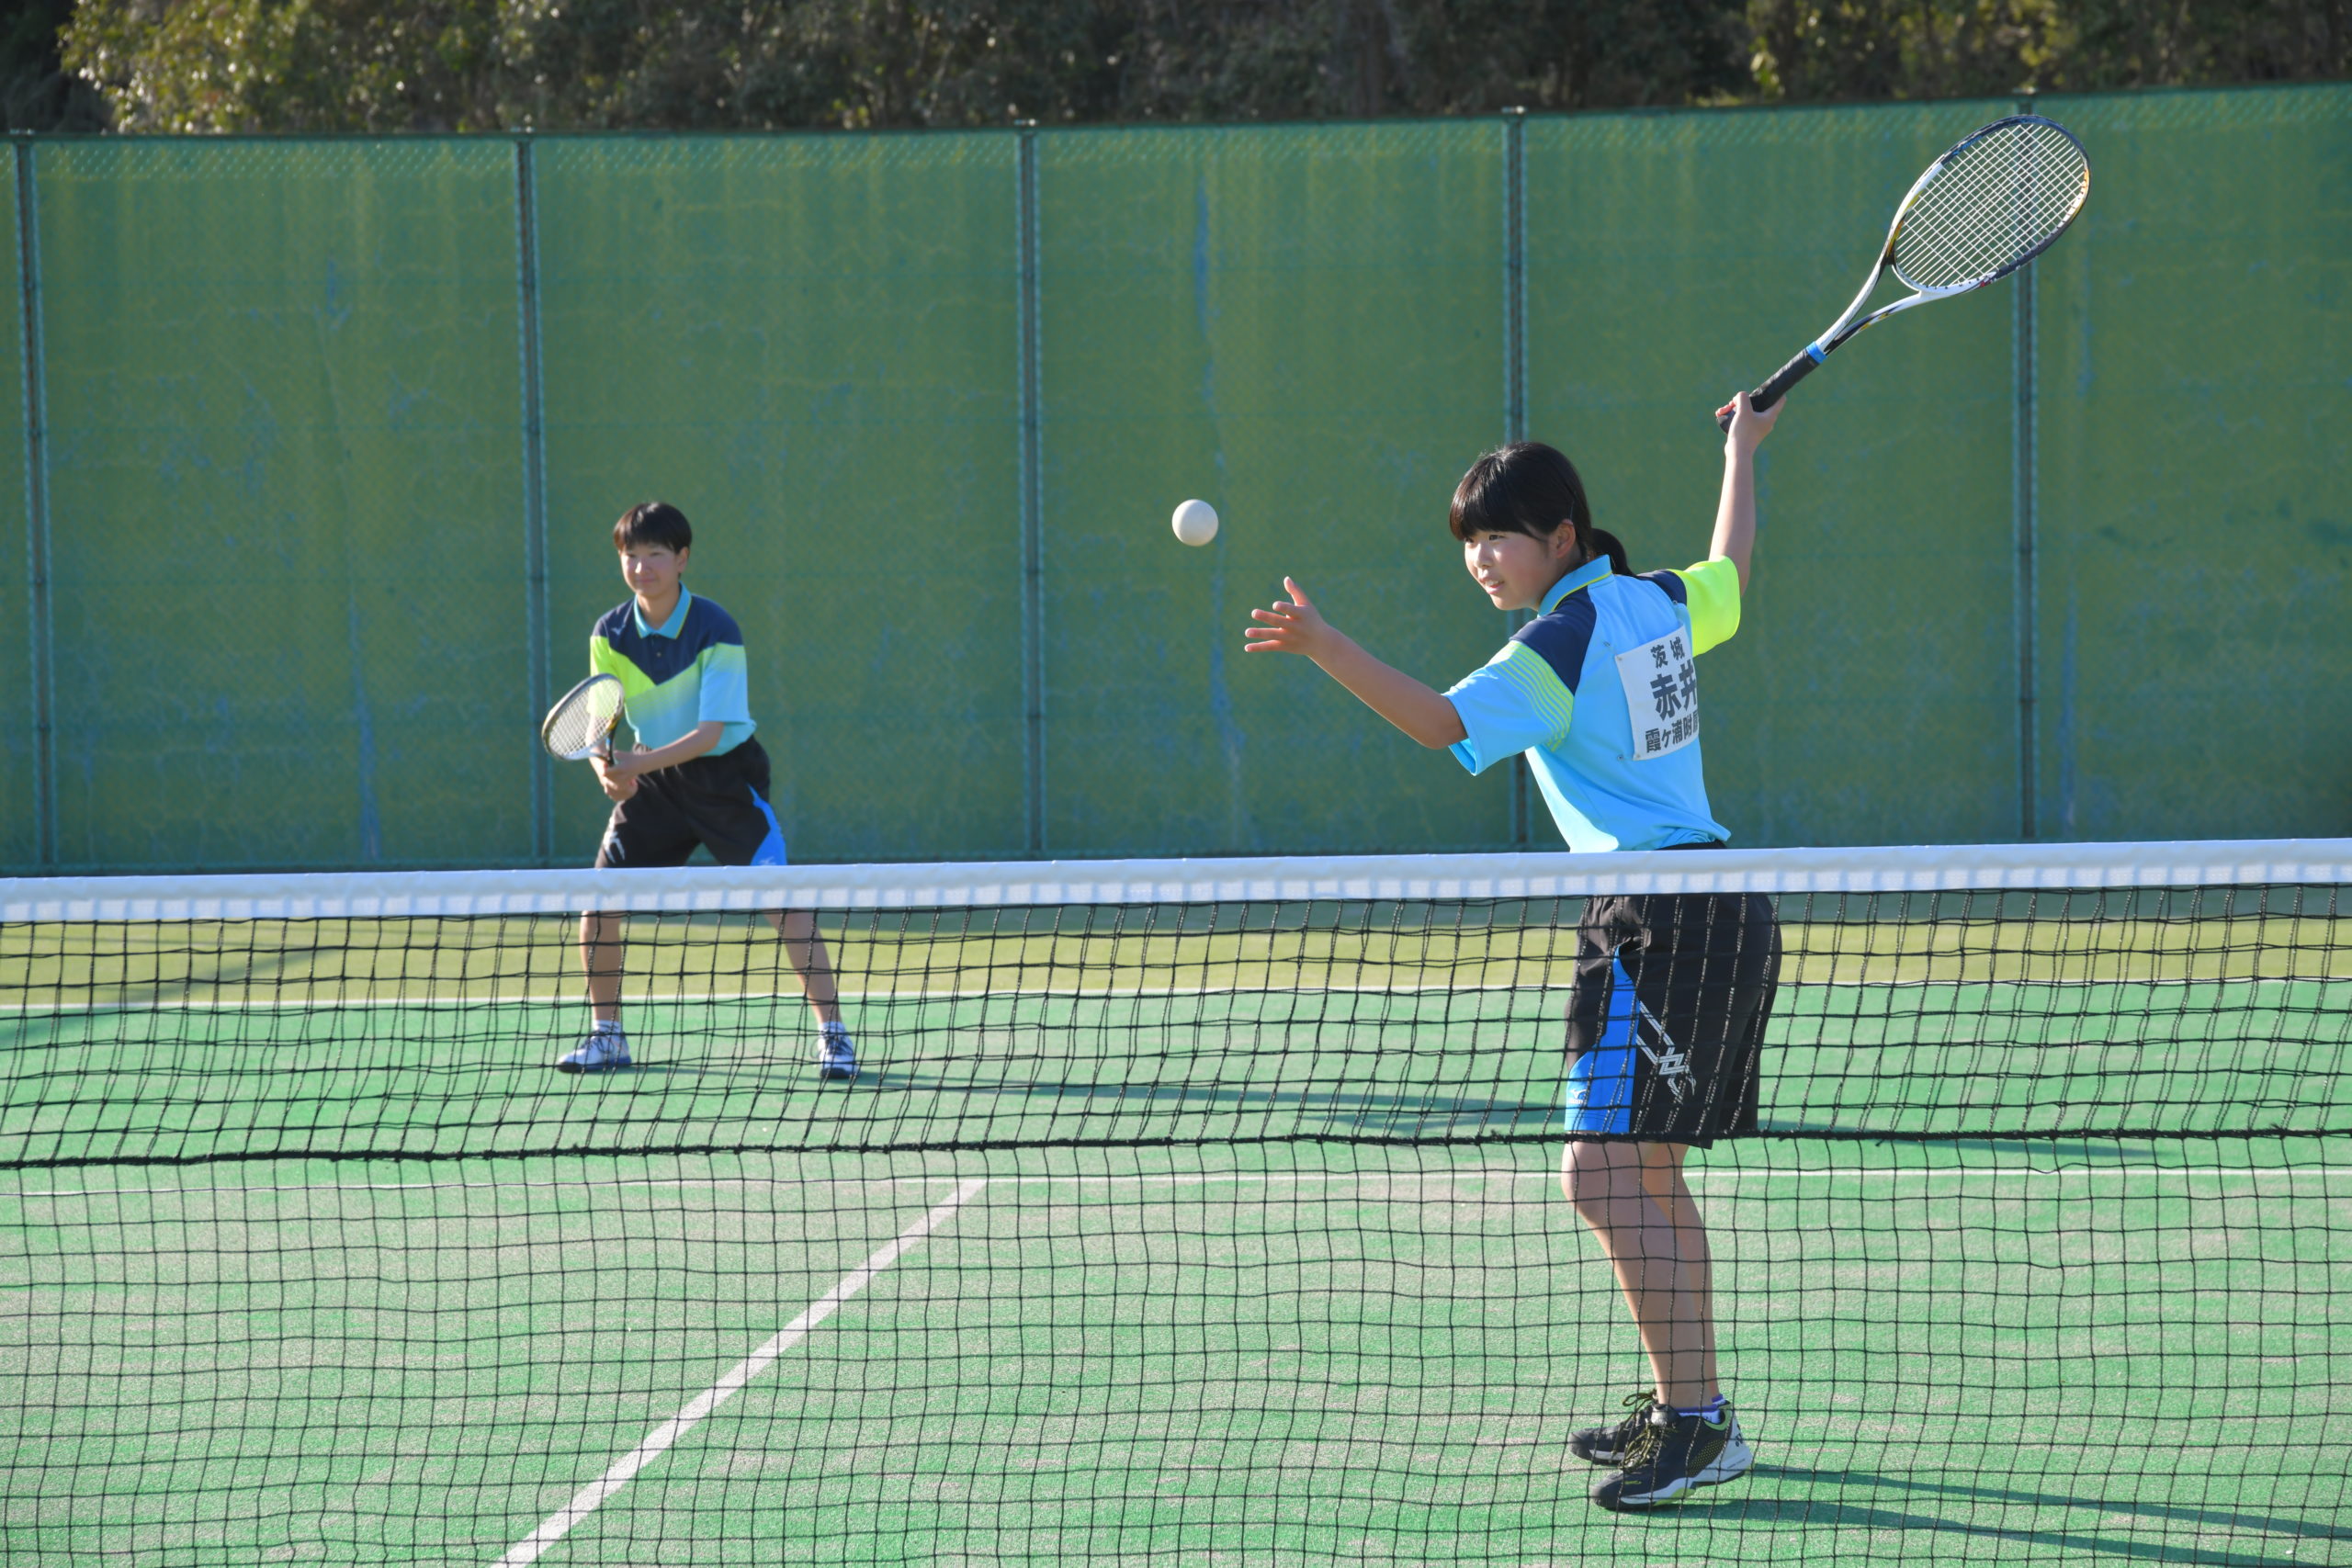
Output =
[
  {"x1": 1563, "y1": 874, "x2": 1781, "y2": 1147},
  {"x1": 594, "y1": 738, "x2": 787, "y2": 869}
]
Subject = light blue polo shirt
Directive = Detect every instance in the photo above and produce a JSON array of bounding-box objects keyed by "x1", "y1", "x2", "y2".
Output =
[{"x1": 1445, "y1": 554, "x2": 1742, "y2": 852}]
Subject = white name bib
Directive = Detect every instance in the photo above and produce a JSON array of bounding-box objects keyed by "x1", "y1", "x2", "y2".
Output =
[{"x1": 1615, "y1": 628, "x2": 1699, "y2": 760}]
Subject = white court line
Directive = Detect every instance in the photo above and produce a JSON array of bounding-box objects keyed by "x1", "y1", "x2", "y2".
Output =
[
  {"x1": 490, "y1": 1177, "x2": 985, "y2": 1567},
  {"x1": 18, "y1": 1165, "x2": 2351, "y2": 1202}
]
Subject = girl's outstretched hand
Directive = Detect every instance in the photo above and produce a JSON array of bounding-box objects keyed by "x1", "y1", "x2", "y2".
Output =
[
  {"x1": 1241, "y1": 574, "x2": 1466, "y2": 747},
  {"x1": 1245, "y1": 578, "x2": 1338, "y2": 660}
]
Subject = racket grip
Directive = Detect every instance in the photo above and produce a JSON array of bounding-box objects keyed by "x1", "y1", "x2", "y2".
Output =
[{"x1": 1716, "y1": 347, "x2": 1823, "y2": 431}]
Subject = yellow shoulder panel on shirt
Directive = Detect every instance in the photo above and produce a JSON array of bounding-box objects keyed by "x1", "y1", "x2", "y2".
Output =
[{"x1": 1678, "y1": 556, "x2": 1741, "y2": 656}]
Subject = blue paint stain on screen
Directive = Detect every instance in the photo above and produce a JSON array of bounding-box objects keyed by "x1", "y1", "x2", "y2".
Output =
[
  {"x1": 1192, "y1": 175, "x2": 1246, "y2": 845},
  {"x1": 2057, "y1": 589, "x2": 2077, "y2": 836}
]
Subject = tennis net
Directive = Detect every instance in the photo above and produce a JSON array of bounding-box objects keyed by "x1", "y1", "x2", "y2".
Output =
[{"x1": 4, "y1": 840, "x2": 2347, "y2": 1563}]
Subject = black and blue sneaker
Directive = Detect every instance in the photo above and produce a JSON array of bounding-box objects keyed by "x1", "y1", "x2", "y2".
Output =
[{"x1": 1589, "y1": 1400, "x2": 1754, "y2": 1511}]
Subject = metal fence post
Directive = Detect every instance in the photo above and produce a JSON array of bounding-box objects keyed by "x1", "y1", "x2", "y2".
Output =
[
  {"x1": 516, "y1": 136, "x2": 553, "y2": 863},
  {"x1": 1016, "y1": 123, "x2": 1046, "y2": 857},
  {"x1": 2013, "y1": 96, "x2": 2041, "y2": 841},
  {"x1": 16, "y1": 137, "x2": 53, "y2": 870},
  {"x1": 1502, "y1": 107, "x2": 1532, "y2": 849}
]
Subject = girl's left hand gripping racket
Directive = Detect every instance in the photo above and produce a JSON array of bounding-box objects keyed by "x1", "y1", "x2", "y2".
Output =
[
  {"x1": 1718, "y1": 114, "x2": 2090, "y2": 430},
  {"x1": 540, "y1": 674, "x2": 627, "y2": 761}
]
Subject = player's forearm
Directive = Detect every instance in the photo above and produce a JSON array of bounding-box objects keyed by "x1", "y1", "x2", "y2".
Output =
[
  {"x1": 1710, "y1": 442, "x2": 1759, "y2": 593},
  {"x1": 616, "y1": 722, "x2": 725, "y2": 775},
  {"x1": 1311, "y1": 635, "x2": 1468, "y2": 749}
]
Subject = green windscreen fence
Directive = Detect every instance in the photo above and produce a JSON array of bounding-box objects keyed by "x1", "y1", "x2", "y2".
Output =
[
  {"x1": 531, "y1": 134, "x2": 1026, "y2": 868},
  {"x1": 32, "y1": 140, "x2": 528, "y2": 871},
  {"x1": 10, "y1": 86, "x2": 2349, "y2": 874},
  {"x1": 1037, "y1": 122, "x2": 1511, "y2": 858},
  {"x1": 1528, "y1": 102, "x2": 2023, "y2": 850},
  {"x1": 2032, "y1": 90, "x2": 2352, "y2": 842}
]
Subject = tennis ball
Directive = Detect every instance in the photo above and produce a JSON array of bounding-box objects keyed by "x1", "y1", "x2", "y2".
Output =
[{"x1": 1171, "y1": 499, "x2": 1219, "y2": 547}]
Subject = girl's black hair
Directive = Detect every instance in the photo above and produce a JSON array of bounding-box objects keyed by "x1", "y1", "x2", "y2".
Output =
[
  {"x1": 1447, "y1": 442, "x2": 1628, "y2": 576},
  {"x1": 613, "y1": 501, "x2": 693, "y2": 553}
]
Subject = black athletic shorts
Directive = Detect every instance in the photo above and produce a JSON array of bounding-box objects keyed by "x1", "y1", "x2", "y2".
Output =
[
  {"x1": 1561, "y1": 845, "x2": 1781, "y2": 1147},
  {"x1": 594, "y1": 738, "x2": 788, "y2": 869}
]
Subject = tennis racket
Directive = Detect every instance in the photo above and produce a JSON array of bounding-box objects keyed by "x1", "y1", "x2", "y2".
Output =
[
  {"x1": 540, "y1": 673, "x2": 627, "y2": 761},
  {"x1": 1718, "y1": 114, "x2": 2090, "y2": 431}
]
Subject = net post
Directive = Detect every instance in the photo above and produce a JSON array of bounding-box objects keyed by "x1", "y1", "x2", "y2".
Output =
[
  {"x1": 2013, "y1": 93, "x2": 2041, "y2": 841},
  {"x1": 514, "y1": 134, "x2": 554, "y2": 865},
  {"x1": 1015, "y1": 119, "x2": 1046, "y2": 856},
  {"x1": 14, "y1": 135, "x2": 53, "y2": 871},
  {"x1": 1502, "y1": 106, "x2": 1532, "y2": 850}
]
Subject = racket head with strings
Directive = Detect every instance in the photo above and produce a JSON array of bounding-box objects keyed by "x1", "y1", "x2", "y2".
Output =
[
  {"x1": 1719, "y1": 114, "x2": 2089, "y2": 430},
  {"x1": 541, "y1": 673, "x2": 627, "y2": 761},
  {"x1": 1886, "y1": 114, "x2": 2091, "y2": 295}
]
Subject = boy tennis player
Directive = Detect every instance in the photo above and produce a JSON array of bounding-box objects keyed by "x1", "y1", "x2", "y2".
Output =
[
  {"x1": 556, "y1": 502, "x2": 856, "y2": 1083},
  {"x1": 1245, "y1": 395, "x2": 1783, "y2": 1511}
]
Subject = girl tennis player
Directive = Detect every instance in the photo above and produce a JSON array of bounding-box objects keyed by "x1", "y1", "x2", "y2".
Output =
[{"x1": 1244, "y1": 393, "x2": 1783, "y2": 1511}]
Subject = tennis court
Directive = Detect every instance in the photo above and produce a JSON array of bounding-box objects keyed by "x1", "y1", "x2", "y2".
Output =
[
  {"x1": 8, "y1": 1148, "x2": 2346, "y2": 1564},
  {"x1": 5, "y1": 852, "x2": 2347, "y2": 1564}
]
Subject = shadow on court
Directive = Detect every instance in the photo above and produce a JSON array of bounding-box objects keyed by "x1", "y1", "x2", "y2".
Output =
[
  {"x1": 1746, "y1": 1125, "x2": 2214, "y2": 1164},
  {"x1": 1654, "y1": 1463, "x2": 2347, "y2": 1565}
]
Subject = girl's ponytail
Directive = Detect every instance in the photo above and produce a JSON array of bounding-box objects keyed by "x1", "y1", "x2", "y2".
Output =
[{"x1": 1586, "y1": 526, "x2": 1631, "y2": 577}]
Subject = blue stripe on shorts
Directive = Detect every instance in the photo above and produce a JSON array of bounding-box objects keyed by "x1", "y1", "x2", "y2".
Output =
[
  {"x1": 1563, "y1": 953, "x2": 1641, "y2": 1134},
  {"x1": 748, "y1": 789, "x2": 789, "y2": 867}
]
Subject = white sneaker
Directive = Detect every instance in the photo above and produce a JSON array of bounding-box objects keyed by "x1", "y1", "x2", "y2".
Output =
[
  {"x1": 556, "y1": 1028, "x2": 631, "y2": 1074},
  {"x1": 817, "y1": 1032, "x2": 857, "y2": 1082}
]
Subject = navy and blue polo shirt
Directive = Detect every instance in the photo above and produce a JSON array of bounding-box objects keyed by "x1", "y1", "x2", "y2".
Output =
[
  {"x1": 1444, "y1": 554, "x2": 1743, "y2": 852},
  {"x1": 589, "y1": 590, "x2": 755, "y2": 754}
]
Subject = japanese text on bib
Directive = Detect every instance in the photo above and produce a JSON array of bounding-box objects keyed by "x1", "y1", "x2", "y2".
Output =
[{"x1": 1615, "y1": 628, "x2": 1699, "y2": 760}]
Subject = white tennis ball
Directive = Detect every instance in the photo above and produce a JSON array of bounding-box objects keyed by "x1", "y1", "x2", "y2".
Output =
[{"x1": 1171, "y1": 499, "x2": 1219, "y2": 547}]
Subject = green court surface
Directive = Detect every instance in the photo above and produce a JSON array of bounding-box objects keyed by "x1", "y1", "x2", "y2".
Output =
[
  {"x1": 4, "y1": 910, "x2": 2348, "y2": 1562},
  {"x1": 5, "y1": 1145, "x2": 2346, "y2": 1565}
]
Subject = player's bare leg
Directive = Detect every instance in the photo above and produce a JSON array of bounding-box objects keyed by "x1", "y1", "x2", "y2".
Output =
[
  {"x1": 764, "y1": 909, "x2": 842, "y2": 1025},
  {"x1": 768, "y1": 909, "x2": 855, "y2": 1080},
  {"x1": 1638, "y1": 1144, "x2": 1718, "y2": 1394},
  {"x1": 557, "y1": 911, "x2": 632, "y2": 1072},
  {"x1": 1563, "y1": 1139, "x2": 1749, "y2": 1506},
  {"x1": 1564, "y1": 1139, "x2": 1714, "y2": 1408},
  {"x1": 579, "y1": 911, "x2": 625, "y2": 1023}
]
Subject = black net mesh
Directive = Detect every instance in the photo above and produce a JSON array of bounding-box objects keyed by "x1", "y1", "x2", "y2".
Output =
[{"x1": 3, "y1": 850, "x2": 2346, "y2": 1562}]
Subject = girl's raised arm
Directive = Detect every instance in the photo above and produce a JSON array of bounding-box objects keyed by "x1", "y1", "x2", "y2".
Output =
[{"x1": 1708, "y1": 391, "x2": 1781, "y2": 592}]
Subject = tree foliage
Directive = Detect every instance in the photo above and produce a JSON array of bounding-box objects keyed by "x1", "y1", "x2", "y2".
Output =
[
  {"x1": 8, "y1": 0, "x2": 109, "y2": 128},
  {"x1": 55, "y1": 0, "x2": 2352, "y2": 135}
]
